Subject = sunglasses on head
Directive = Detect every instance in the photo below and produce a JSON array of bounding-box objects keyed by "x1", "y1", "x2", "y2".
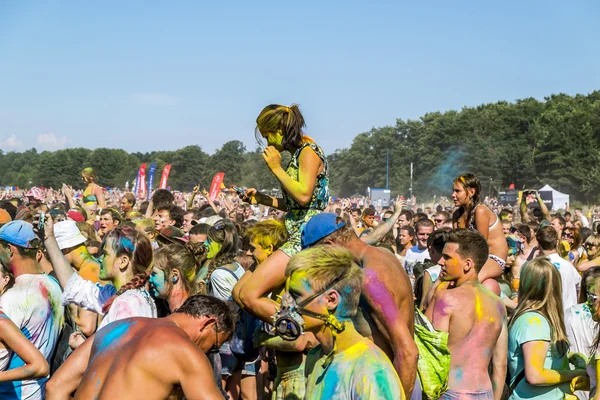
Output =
[{"x1": 588, "y1": 292, "x2": 599, "y2": 304}]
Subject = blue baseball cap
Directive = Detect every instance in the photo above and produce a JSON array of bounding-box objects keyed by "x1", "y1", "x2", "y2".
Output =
[
  {"x1": 301, "y1": 213, "x2": 345, "y2": 249},
  {"x1": 0, "y1": 221, "x2": 38, "y2": 248}
]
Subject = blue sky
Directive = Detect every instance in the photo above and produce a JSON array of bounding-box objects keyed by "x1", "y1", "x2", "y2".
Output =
[{"x1": 0, "y1": 1, "x2": 598, "y2": 155}]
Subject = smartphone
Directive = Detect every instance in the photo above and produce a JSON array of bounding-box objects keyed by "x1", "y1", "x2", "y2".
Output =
[{"x1": 231, "y1": 186, "x2": 245, "y2": 196}]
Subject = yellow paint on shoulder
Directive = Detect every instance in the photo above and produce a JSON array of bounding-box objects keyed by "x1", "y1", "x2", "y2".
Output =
[{"x1": 475, "y1": 295, "x2": 483, "y2": 320}]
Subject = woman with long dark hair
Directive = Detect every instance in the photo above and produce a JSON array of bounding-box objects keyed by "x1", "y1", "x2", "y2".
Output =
[{"x1": 452, "y1": 173, "x2": 507, "y2": 295}]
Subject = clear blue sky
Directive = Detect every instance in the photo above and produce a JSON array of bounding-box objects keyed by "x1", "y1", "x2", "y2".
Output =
[{"x1": 1, "y1": 1, "x2": 598, "y2": 155}]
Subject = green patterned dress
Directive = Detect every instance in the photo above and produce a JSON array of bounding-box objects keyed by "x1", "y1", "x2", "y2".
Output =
[{"x1": 279, "y1": 142, "x2": 329, "y2": 257}]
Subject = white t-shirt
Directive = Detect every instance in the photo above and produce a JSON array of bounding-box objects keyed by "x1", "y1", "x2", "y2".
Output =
[
  {"x1": 61, "y1": 273, "x2": 157, "y2": 329},
  {"x1": 566, "y1": 303, "x2": 597, "y2": 400},
  {"x1": 208, "y1": 262, "x2": 244, "y2": 301},
  {"x1": 547, "y1": 253, "x2": 581, "y2": 313},
  {"x1": 0, "y1": 274, "x2": 64, "y2": 400},
  {"x1": 404, "y1": 246, "x2": 430, "y2": 272}
]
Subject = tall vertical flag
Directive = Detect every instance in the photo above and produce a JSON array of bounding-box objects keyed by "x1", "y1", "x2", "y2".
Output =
[
  {"x1": 137, "y1": 164, "x2": 147, "y2": 199},
  {"x1": 146, "y1": 163, "x2": 157, "y2": 200},
  {"x1": 159, "y1": 164, "x2": 172, "y2": 189},
  {"x1": 209, "y1": 172, "x2": 225, "y2": 202}
]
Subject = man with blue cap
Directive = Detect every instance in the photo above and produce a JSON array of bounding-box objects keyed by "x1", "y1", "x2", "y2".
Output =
[
  {"x1": 0, "y1": 220, "x2": 64, "y2": 399},
  {"x1": 301, "y1": 213, "x2": 419, "y2": 399}
]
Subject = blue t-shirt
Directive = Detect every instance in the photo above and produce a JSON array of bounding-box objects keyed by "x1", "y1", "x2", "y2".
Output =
[{"x1": 508, "y1": 312, "x2": 570, "y2": 400}]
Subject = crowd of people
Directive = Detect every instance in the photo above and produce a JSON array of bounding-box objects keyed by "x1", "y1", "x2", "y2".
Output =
[{"x1": 0, "y1": 103, "x2": 598, "y2": 400}]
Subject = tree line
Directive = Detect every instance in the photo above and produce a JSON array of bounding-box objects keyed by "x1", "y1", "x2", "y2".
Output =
[{"x1": 1, "y1": 91, "x2": 599, "y2": 203}]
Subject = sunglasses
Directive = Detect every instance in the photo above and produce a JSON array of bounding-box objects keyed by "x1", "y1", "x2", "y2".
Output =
[
  {"x1": 585, "y1": 243, "x2": 595, "y2": 250},
  {"x1": 563, "y1": 233, "x2": 574, "y2": 239},
  {"x1": 207, "y1": 325, "x2": 220, "y2": 355},
  {"x1": 434, "y1": 219, "x2": 444, "y2": 223}
]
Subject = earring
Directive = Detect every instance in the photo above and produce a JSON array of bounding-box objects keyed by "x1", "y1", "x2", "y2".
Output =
[{"x1": 171, "y1": 276, "x2": 178, "y2": 284}]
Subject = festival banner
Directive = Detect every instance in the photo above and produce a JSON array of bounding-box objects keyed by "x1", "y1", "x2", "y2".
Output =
[
  {"x1": 209, "y1": 172, "x2": 225, "y2": 202},
  {"x1": 133, "y1": 167, "x2": 141, "y2": 196},
  {"x1": 159, "y1": 164, "x2": 172, "y2": 189},
  {"x1": 138, "y1": 164, "x2": 147, "y2": 199},
  {"x1": 146, "y1": 163, "x2": 157, "y2": 200}
]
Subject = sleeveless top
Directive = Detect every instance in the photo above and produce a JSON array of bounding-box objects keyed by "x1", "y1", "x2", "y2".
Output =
[{"x1": 279, "y1": 141, "x2": 330, "y2": 256}]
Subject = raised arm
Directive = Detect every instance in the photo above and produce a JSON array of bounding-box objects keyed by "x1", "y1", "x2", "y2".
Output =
[
  {"x1": 95, "y1": 185, "x2": 106, "y2": 209},
  {"x1": 361, "y1": 198, "x2": 406, "y2": 245},
  {"x1": 519, "y1": 192, "x2": 530, "y2": 223},
  {"x1": 535, "y1": 191, "x2": 550, "y2": 222},
  {"x1": 0, "y1": 314, "x2": 49, "y2": 382},
  {"x1": 187, "y1": 186, "x2": 200, "y2": 210},
  {"x1": 62, "y1": 184, "x2": 77, "y2": 210},
  {"x1": 37, "y1": 214, "x2": 75, "y2": 288}
]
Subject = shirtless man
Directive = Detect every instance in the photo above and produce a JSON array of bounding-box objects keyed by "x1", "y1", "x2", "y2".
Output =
[
  {"x1": 425, "y1": 229, "x2": 507, "y2": 400},
  {"x1": 46, "y1": 295, "x2": 234, "y2": 400},
  {"x1": 301, "y1": 212, "x2": 419, "y2": 397}
]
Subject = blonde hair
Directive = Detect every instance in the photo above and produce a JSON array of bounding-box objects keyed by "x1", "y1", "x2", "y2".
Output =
[
  {"x1": 135, "y1": 218, "x2": 156, "y2": 234},
  {"x1": 286, "y1": 245, "x2": 363, "y2": 319},
  {"x1": 508, "y1": 256, "x2": 569, "y2": 355},
  {"x1": 246, "y1": 219, "x2": 288, "y2": 251},
  {"x1": 81, "y1": 167, "x2": 98, "y2": 183}
]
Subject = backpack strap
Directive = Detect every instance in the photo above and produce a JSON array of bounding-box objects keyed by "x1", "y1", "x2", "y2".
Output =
[
  {"x1": 506, "y1": 368, "x2": 526, "y2": 396},
  {"x1": 212, "y1": 266, "x2": 240, "y2": 282}
]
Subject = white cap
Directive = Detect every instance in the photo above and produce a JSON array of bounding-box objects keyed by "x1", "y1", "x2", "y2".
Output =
[{"x1": 54, "y1": 220, "x2": 87, "y2": 250}]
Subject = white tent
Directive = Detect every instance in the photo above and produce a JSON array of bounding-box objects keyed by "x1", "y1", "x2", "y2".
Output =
[{"x1": 539, "y1": 184, "x2": 570, "y2": 210}]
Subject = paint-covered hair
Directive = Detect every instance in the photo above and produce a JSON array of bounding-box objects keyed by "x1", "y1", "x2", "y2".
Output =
[
  {"x1": 508, "y1": 256, "x2": 569, "y2": 356},
  {"x1": 206, "y1": 220, "x2": 240, "y2": 280},
  {"x1": 153, "y1": 242, "x2": 207, "y2": 298},
  {"x1": 175, "y1": 294, "x2": 236, "y2": 334},
  {"x1": 286, "y1": 245, "x2": 363, "y2": 319},
  {"x1": 101, "y1": 225, "x2": 154, "y2": 314},
  {"x1": 255, "y1": 104, "x2": 306, "y2": 152},
  {"x1": 246, "y1": 220, "x2": 288, "y2": 252},
  {"x1": 81, "y1": 167, "x2": 97, "y2": 183}
]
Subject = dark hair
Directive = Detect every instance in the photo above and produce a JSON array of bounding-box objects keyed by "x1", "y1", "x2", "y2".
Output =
[
  {"x1": 397, "y1": 225, "x2": 416, "y2": 248},
  {"x1": 526, "y1": 220, "x2": 540, "y2": 234},
  {"x1": 413, "y1": 212, "x2": 428, "y2": 223},
  {"x1": 156, "y1": 204, "x2": 184, "y2": 228},
  {"x1": 434, "y1": 211, "x2": 451, "y2": 222},
  {"x1": 552, "y1": 215, "x2": 566, "y2": 229},
  {"x1": 400, "y1": 210, "x2": 413, "y2": 221},
  {"x1": 581, "y1": 227, "x2": 593, "y2": 245},
  {"x1": 100, "y1": 208, "x2": 123, "y2": 224},
  {"x1": 185, "y1": 208, "x2": 203, "y2": 221},
  {"x1": 362, "y1": 208, "x2": 376, "y2": 218},
  {"x1": 255, "y1": 104, "x2": 306, "y2": 152},
  {"x1": 513, "y1": 223, "x2": 532, "y2": 244},
  {"x1": 536, "y1": 226, "x2": 559, "y2": 251},
  {"x1": 564, "y1": 211, "x2": 572, "y2": 217},
  {"x1": 151, "y1": 189, "x2": 174, "y2": 208},
  {"x1": 138, "y1": 201, "x2": 149, "y2": 215},
  {"x1": 579, "y1": 266, "x2": 600, "y2": 304},
  {"x1": 0, "y1": 200, "x2": 17, "y2": 220},
  {"x1": 0, "y1": 239, "x2": 40, "y2": 260},
  {"x1": 427, "y1": 228, "x2": 451, "y2": 255},
  {"x1": 175, "y1": 294, "x2": 236, "y2": 334},
  {"x1": 498, "y1": 209, "x2": 512, "y2": 221},
  {"x1": 415, "y1": 218, "x2": 434, "y2": 231},
  {"x1": 198, "y1": 204, "x2": 217, "y2": 218},
  {"x1": 206, "y1": 220, "x2": 240, "y2": 280},
  {"x1": 123, "y1": 193, "x2": 136, "y2": 207},
  {"x1": 454, "y1": 173, "x2": 481, "y2": 225},
  {"x1": 446, "y1": 229, "x2": 489, "y2": 272},
  {"x1": 101, "y1": 225, "x2": 154, "y2": 313},
  {"x1": 190, "y1": 223, "x2": 211, "y2": 236}
]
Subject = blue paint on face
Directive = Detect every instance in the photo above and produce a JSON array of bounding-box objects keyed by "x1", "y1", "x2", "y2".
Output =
[{"x1": 148, "y1": 269, "x2": 167, "y2": 298}]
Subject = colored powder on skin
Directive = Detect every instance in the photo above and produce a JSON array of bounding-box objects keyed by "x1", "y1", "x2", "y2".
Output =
[
  {"x1": 363, "y1": 269, "x2": 399, "y2": 324},
  {"x1": 455, "y1": 367, "x2": 464, "y2": 381},
  {"x1": 96, "y1": 320, "x2": 137, "y2": 354},
  {"x1": 148, "y1": 270, "x2": 166, "y2": 298},
  {"x1": 475, "y1": 295, "x2": 483, "y2": 321}
]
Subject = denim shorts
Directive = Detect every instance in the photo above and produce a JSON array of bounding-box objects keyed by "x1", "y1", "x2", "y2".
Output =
[
  {"x1": 220, "y1": 341, "x2": 259, "y2": 377},
  {"x1": 438, "y1": 389, "x2": 494, "y2": 400}
]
